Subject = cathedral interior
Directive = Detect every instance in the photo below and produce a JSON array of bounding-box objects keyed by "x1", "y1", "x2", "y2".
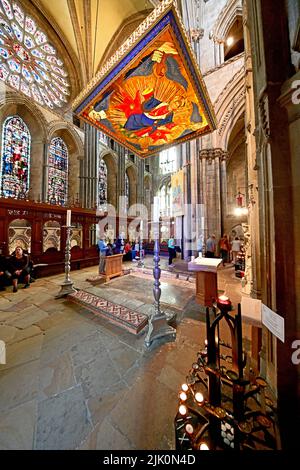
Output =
[{"x1": 0, "y1": 0, "x2": 299, "y2": 452}]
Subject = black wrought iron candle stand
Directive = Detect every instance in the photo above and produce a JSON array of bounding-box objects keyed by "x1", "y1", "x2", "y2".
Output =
[
  {"x1": 55, "y1": 225, "x2": 77, "y2": 298},
  {"x1": 174, "y1": 298, "x2": 279, "y2": 450},
  {"x1": 144, "y1": 222, "x2": 176, "y2": 348}
]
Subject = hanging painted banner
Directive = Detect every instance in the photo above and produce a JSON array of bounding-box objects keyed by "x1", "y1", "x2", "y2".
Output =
[
  {"x1": 73, "y1": 0, "x2": 216, "y2": 159},
  {"x1": 171, "y1": 169, "x2": 184, "y2": 217}
]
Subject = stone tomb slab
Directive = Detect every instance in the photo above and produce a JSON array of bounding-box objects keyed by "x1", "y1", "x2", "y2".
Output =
[{"x1": 68, "y1": 290, "x2": 148, "y2": 335}]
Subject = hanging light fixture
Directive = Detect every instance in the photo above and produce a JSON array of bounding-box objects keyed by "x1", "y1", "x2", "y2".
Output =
[{"x1": 234, "y1": 191, "x2": 248, "y2": 216}]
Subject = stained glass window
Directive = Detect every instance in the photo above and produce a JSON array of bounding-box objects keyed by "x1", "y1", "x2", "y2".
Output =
[
  {"x1": 0, "y1": 0, "x2": 70, "y2": 109},
  {"x1": 99, "y1": 131, "x2": 108, "y2": 146},
  {"x1": 47, "y1": 137, "x2": 68, "y2": 206},
  {"x1": 98, "y1": 158, "x2": 107, "y2": 210},
  {"x1": 125, "y1": 171, "x2": 130, "y2": 210},
  {"x1": 160, "y1": 147, "x2": 177, "y2": 175},
  {"x1": 157, "y1": 183, "x2": 172, "y2": 217},
  {"x1": 0, "y1": 115, "x2": 31, "y2": 198}
]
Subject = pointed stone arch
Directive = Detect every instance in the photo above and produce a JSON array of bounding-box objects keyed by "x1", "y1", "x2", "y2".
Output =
[
  {"x1": 47, "y1": 122, "x2": 84, "y2": 205},
  {"x1": 0, "y1": 93, "x2": 47, "y2": 202},
  {"x1": 99, "y1": 150, "x2": 118, "y2": 208},
  {"x1": 214, "y1": 67, "x2": 246, "y2": 150},
  {"x1": 212, "y1": 0, "x2": 243, "y2": 43}
]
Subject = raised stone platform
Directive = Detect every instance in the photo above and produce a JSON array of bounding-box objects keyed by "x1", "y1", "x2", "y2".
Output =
[{"x1": 68, "y1": 290, "x2": 148, "y2": 334}]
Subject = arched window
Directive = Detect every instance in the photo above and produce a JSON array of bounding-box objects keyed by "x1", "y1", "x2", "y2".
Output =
[
  {"x1": 157, "y1": 183, "x2": 172, "y2": 217},
  {"x1": 0, "y1": 0, "x2": 70, "y2": 109},
  {"x1": 125, "y1": 171, "x2": 130, "y2": 210},
  {"x1": 48, "y1": 137, "x2": 68, "y2": 206},
  {"x1": 224, "y1": 17, "x2": 244, "y2": 61},
  {"x1": 0, "y1": 115, "x2": 31, "y2": 198},
  {"x1": 159, "y1": 147, "x2": 177, "y2": 175},
  {"x1": 98, "y1": 158, "x2": 107, "y2": 210}
]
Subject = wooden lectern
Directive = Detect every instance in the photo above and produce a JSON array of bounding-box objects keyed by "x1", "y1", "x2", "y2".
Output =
[{"x1": 188, "y1": 257, "x2": 222, "y2": 307}]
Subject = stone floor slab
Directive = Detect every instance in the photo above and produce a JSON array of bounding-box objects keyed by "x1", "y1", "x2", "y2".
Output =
[
  {"x1": 0, "y1": 400, "x2": 36, "y2": 450},
  {"x1": 74, "y1": 352, "x2": 124, "y2": 399},
  {"x1": 35, "y1": 385, "x2": 92, "y2": 450},
  {"x1": 0, "y1": 360, "x2": 40, "y2": 413},
  {"x1": 0, "y1": 334, "x2": 43, "y2": 370},
  {"x1": 39, "y1": 351, "x2": 76, "y2": 400}
]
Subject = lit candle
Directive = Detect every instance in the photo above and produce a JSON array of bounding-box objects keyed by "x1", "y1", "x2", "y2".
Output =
[
  {"x1": 217, "y1": 295, "x2": 232, "y2": 311},
  {"x1": 195, "y1": 392, "x2": 204, "y2": 403},
  {"x1": 153, "y1": 196, "x2": 160, "y2": 222},
  {"x1": 66, "y1": 209, "x2": 71, "y2": 226},
  {"x1": 185, "y1": 424, "x2": 194, "y2": 435},
  {"x1": 199, "y1": 442, "x2": 209, "y2": 450}
]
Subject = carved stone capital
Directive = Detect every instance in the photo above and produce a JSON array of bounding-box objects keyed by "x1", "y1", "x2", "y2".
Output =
[
  {"x1": 199, "y1": 148, "x2": 228, "y2": 162},
  {"x1": 190, "y1": 28, "x2": 204, "y2": 42}
]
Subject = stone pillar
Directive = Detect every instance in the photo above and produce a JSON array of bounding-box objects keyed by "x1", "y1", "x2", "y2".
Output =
[
  {"x1": 29, "y1": 138, "x2": 45, "y2": 202},
  {"x1": 199, "y1": 148, "x2": 224, "y2": 242},
  {"x1": 80, "y1": 123, "x2": 98, "y2": 209},
  {"x1": 246, "y1": 0, "x2": 299, "y2": 449},
  {"x1": 117, "y1": 145, "x2": 126, "y2": 211},
  {"x1": 137, "y1": 158, "x2": 145, "y2": 206},
  {"x1": 219, "y1": 41, "x2": 225, "y2": 64},
  {"x1": 42, "y1": 140, "x2": 49, "y2": 203},
  {"x1": 220, "y1": 151, "x2": 228, "y2": 231},
  {"x1": 183, "y1": 142, "x2": 192, "y2": 260}
]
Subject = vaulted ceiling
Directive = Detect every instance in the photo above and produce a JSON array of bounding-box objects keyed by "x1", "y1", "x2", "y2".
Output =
[{"x1": 29, "y1": 0, "x2": 154, "y2": 97}]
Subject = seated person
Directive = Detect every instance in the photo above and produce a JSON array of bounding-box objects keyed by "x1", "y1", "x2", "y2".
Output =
[
  {"x1": 123, "y1": 241, "x2": 132, "y2": 261},
  {"x1": 131, "y1": 242, "x2": 137, "y2": 261},
  {"x1": 7, "y1": 246, "x2": 31, "y2": 292},
  {"x1": 114, "y1": 237, "x2": 122, "y2": 255},
  {"x1": 0, "y1": 254, "x2": 9, "y2": 291}
]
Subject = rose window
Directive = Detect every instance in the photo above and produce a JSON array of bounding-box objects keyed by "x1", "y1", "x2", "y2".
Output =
[{"x1": 0, "y1": 0, "x2": 70, "y2": 109}]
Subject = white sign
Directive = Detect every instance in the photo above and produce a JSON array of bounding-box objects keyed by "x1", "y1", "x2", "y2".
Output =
[
  {"x1": 0, "y1": 340, "x2": 6, "y2": 364},
  {"x1": 262, "y1": 304, "x2": 285, "y2": 343}
]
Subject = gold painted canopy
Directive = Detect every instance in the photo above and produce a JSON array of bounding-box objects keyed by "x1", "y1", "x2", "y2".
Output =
[{"x1": 73, "y1": 0, "x2": 217, "y2": 158}]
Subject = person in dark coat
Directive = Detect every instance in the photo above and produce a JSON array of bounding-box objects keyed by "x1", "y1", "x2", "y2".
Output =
[
  {"x1": 0, "y1": 254, "x2": 8, "y2": 291},
  {"x1": 8, "y1": 246, "x2": 30, "y2": 292}
]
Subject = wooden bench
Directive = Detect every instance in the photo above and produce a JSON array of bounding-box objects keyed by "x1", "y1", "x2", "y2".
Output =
[{"x1": 100, "y1": 254, "x2": 124, "y2": 282}]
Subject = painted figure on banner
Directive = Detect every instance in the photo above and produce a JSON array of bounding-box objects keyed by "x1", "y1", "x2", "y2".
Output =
[{"x1": 85, "y1": 33, "x2": 207, "y2": 155}]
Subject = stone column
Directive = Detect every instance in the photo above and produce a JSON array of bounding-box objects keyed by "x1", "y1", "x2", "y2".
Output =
[
  {"x1": 42, "y1": 140, "x2": 49, "y2": 202},
  {"x1": 220, "y1": 151, "x2": 228, "y2": 233},
  {"x1": 219, "y1": 41, "x2": 225, "y2": 64},
  {"x1": 117, "y1": 145, "x2": 126, "y2": 211},
  {"x1": 183, "y1": 142, "x2": 192, "y2": 260},
  {"x1": 28, "y1": 138, "x2": 45, "y2": 202},
  {"x1": 137, "y1": 158, "x2": 145, "y2": 206},
  {"x1": 199, "y1": 148, "x2": 223, "y2": 242},
  {"x1": 80, "y1": 123, "x2": 98, "y2": 209}
]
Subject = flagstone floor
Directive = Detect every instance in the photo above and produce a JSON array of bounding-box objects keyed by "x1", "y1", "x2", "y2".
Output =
[{"x1": 0, "y1": 257, "x2": 250, "y2": 450}]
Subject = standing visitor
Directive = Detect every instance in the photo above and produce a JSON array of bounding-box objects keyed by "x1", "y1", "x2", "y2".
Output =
[
  {"x1": 219, "y1": 234, "x2": 230, "y2": 266},
  {"x1": 205, "y1": 234, "x2": 216, "y2": 258},
  {"x1": 168, "y1": 237, "x2": 176, "y2": 267},
  {"x1": 98, "y1": 237, "x2": 107, "y2": 273},
  {"x1": 231, "y1": 237, "x2": 242, "y2": 264}
]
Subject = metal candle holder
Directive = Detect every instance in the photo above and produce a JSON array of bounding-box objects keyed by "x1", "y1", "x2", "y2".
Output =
[
  {"x1": 144, "y1": 221, "x2": 176, "y2": 348},
  {"x1": 55, "y1": 225, "x2": 77, "y2": 298}
]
